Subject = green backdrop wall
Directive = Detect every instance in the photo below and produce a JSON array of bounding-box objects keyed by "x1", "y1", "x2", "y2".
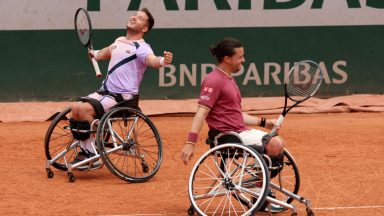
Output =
[{"x1": 0, "y1": 25, "x2": 383, "y2": 101}]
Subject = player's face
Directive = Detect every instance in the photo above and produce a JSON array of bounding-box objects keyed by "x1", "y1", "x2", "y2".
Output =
[
  {"x1": 127, "y1": 11, "x2": 149, "y2": 33},
  {"x1": 228, "y1": 47, "x2": 245, "y2": 72}
]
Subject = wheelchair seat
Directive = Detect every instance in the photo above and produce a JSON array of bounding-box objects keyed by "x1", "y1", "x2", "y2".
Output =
[
  {"x1": 77, "y1": 94, "x2": 140, "y2": 120},
  {"x1": 208, "y1": 129, "x2": 286, "y2": 178},
  {"x1": 112, "y1": 94, "x2": 140, "y2": 110},
  {"x1": 206, "y1": 128, "x2": 265, "y2": 154}
]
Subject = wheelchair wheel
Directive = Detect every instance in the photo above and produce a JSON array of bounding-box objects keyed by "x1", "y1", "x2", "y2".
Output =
[
  {"x1": 96, "y1": 107, "x2": 163, "y2": 183},
  {"x1": 189, "y1": 143, "x2": 269, "y2": 216},
  {"x1": 44, "y1": 107, "x2": 77, "y2": 171},
  {"x1": 270, "y1": 149, "x2": 300, "y2": 204}
]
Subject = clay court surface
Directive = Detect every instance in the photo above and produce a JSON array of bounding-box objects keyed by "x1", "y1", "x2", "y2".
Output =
[{"x1": 0, "y1": 96, "x2": 383, "y2": 215}]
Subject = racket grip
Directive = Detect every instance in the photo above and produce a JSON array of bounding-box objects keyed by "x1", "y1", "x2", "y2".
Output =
[
  {"x1": 271, "y1": 114, "x2": 285, "y2": 134},
  {"x1": 91, "y1": 57, "x2": 102, "y2": 78}
]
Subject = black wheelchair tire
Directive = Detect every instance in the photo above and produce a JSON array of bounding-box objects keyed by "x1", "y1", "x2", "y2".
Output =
[
  {"x1": 282, "y1": 149, "x2": 300, "y2": 204},
  {"x1": 44, "y1": 107, "x2": 73, "y2": 171}
]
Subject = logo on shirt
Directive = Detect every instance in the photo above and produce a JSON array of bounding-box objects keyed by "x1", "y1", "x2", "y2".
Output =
[
  {"x1": 200, "y1": 95, "x2": 210, "y2": 101},
  {"x1": 126, "y1": 50, "x2": 131, "y2": 54},
  {"x1": 203, "y1": 87, "x2": 213, "y2": 93}
]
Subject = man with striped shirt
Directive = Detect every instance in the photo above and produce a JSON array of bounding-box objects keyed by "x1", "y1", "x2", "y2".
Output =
[{"x1": 70, "y1": 8, "x2": 173, "y2": 169}]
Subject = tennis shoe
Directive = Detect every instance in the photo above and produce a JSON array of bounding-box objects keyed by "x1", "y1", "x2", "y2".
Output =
[
  {"x1": 71, "y1": 148, "x2": 101, "y2": 170},
  {"x1": 258, "y1": 189, "x2": 286, "y2": 213},
  {"x1": 264, "y1": 203, "x2": 286, "y2": 213}
]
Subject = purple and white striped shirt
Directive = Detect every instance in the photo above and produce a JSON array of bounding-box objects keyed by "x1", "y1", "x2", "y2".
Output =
[{"x1": 102, "y1": 37, "x2": 154, "y2": 94}]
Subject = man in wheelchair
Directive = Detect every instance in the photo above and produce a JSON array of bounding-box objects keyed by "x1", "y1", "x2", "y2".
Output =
[
  {"x1": 180, "y1": 38, "x2": 285, "y2": 213},
  {"x1": 180, "y1": 37, "x2": 284, "y2": 163},
  {"x1": 70, "y1": 8, "x2": 173, "y2": 169}
]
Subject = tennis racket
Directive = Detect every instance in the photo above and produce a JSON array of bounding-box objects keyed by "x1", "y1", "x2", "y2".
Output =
[
  {"x1": 74, "y1": 8, "x2": 102, "y2": 78},
  {"x1": 262, "y1": 60, "x2": 323, "y2": 143}
]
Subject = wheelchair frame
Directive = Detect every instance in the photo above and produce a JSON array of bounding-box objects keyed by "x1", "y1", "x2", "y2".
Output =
[
  {"x1": 187, "y1": 132, "x2": 314, "y2": 216},
  {"x1": 44, "y1": 102, "x2": 163, "y2": 183}
]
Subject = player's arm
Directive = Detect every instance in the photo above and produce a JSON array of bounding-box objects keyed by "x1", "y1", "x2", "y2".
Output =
[
  {"x1": 88, "y1": 45, "x2": 112, "y2": 61},
  {"x1": 242, "y1": 112, "x2": 279, "y2": 130},
  {"x1": 145, "y1": 51, "x2": 173, "y2": 68},
  {"x1": 242, "y1": 112, "x2": 262, "y2": 126},
  {"x1": 188, "y1": 105, "x2": 210, "y2": 140},
  {"x1": 181, "y1": 105, "x2": 210, "y2": 165}
]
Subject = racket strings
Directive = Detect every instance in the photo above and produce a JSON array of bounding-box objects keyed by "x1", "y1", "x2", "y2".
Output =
[
  {"x1": 75, "y1": 10, "x2": 91, "y2": 45},
  {"x1": 286, "y1": 62, "x2": 323, "y2": 101}
]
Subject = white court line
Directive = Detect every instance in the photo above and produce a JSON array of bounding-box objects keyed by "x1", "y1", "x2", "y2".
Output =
[
  {"x1": 313, "y1": 205, "x2": 384, "y2": 210},
  {"x1": 100, "y1": 206, "x2": 384, "y2": 215},
  {"x1": 101, "y1": 214, "x2": 164, "y2": 216}
]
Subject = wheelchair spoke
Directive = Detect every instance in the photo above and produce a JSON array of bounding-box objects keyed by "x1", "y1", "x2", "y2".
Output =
[
  {"x1": 107, "y1": 119, "x2": 125, "y2": 144},
  {"x1": 231, "y1": 192, "x2": 248, "y2": 214},
  {"x1": 217, "y1": 149, "x2": 233, "y2": 178},
  {"x1": 232, "y1": 191, "x2": 252, "y2": 209},
  {"x1": 208, "y1": 189, "x2": 227, "y2": 215}
]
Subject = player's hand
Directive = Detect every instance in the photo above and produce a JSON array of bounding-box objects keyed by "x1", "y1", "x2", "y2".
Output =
[
  {"x1": 163, "y1": 51, "x2": 173, "y2": 65},
  {"x1": 88, "y1": 49, "x2": 97, "y2": 60},
  {"x1": 181, "y1": 142, "x2": 195, "y2": 165},
  {"x1": 266, "y1": 119, "x2": 282, "y2": 131}
]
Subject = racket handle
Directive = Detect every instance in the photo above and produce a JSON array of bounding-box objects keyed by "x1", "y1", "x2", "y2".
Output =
[
  {"x1": 91, "y1": 57, "x2": 102, "y2": 78},
  {"x1": 271, "y1": 114, "x2": 285, "y2": 134}
]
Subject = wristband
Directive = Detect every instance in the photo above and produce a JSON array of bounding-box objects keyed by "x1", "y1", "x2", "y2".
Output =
[
  {"x1": 187, "y1": 132, "x2": 198, "y2": 143},
  {"x1": 260, "y1": 118, "x2": 266, "y2": 128},
  {"x1": 159, "y1": 57, "x2": 165, "y2": 66}
]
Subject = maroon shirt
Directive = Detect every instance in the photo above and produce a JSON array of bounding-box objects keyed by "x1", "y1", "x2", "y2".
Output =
[{"x1": 198, "y1": 68, "x2": 248, "y2": 133}]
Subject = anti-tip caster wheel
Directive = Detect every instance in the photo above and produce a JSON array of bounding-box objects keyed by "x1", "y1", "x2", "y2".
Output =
[
  {"x1": 306, "y1": 207, "x2": 315, "y2": 216},
  {"x1": 187, "y1": 205, "x2": 195, "y2": 216},
  {"x1": 68, "y1": 172, "x2": 76, "y2": 183},
  {"x1": 46, "y1": 169, "x2": 54, "y2": 178}
]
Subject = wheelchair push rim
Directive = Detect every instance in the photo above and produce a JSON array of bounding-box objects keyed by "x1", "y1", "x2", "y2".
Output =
[{"x1": 96, "y1": 107, "x2": 163, "y2": 183}]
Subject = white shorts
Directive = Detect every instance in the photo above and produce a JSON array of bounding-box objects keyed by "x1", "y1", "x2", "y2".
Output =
[
  {"x1": 238, "y1": 129, "x2": 267, "y2": 147},
  {"x1": 87, "y1": 92, "x2": 134, "y2": 112}
]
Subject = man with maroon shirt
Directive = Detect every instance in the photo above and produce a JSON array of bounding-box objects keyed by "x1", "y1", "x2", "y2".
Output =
[{"x1": 180, "y1": 37, "x2": 285, "y2": 165}]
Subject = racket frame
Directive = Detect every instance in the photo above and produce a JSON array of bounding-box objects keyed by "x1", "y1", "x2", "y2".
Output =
[
  {"x1": 270, "y1": 60, "x2": 323, "y2": 134},
  {"x1": 74, "y1": 8, "x2": 102, "y2": 77}
]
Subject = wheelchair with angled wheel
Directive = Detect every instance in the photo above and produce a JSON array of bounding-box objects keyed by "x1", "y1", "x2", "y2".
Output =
[
  {"x1": 187, "y1": 130, "x2": 314, "y2": 216},
  {"x1": 44, "y1": 95, "x2": 163, "y2": 183}
]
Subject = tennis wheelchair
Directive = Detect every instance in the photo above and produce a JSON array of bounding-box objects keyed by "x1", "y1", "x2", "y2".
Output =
[
  {"x1": 187, "y1": 130, "x2": 314, "y2": 216},
  {"x1": 44, "y1": 95, "x2": 163, "y2": 183}
]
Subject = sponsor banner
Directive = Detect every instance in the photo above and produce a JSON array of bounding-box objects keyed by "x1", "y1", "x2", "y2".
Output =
[
  {"x1": 1, "y1": 0, "x2": 384, "y2": 30},
  {"x1": 0, "y1": 26, "x2": 383, "y2": 101}
]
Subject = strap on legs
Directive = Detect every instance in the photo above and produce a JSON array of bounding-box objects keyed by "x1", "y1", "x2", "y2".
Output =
[
  {"x1": 69, "y1": 118, "x2": 91, "y2": 141},
  {"x1": 77, "y1": 97, "x2": 105, "y2": 119}
]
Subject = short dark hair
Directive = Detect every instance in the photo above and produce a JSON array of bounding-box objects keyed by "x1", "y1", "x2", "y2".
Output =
[
  {"x1": 210, "y1": 38, "x2": 244, "y2": 63},
  {"x1": 140, "y1": 8, "x2": 154, "y2": 32}
]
